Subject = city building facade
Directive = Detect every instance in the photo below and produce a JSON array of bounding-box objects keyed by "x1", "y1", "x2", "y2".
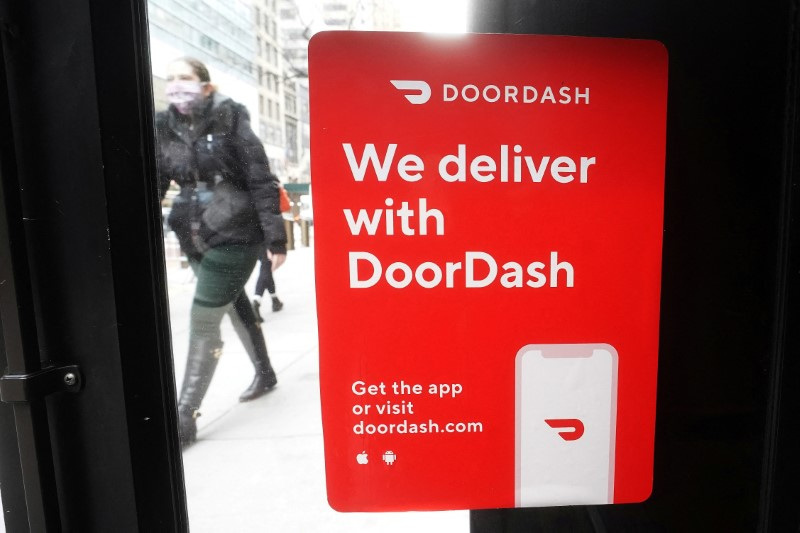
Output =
[
  {"x1": 148, "y1": 0, "x2": 403, "y2": 184},
  {"x1": 148, "y1": 0, "x2": 259, "y2": 117}
]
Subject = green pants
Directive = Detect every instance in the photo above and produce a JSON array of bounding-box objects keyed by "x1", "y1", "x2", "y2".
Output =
[{"x1": 190, "y1": 244, "x2": 260, "y2": 344}]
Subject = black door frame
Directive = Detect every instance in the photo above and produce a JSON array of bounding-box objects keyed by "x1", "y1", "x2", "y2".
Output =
[
  {"x1": 469, "y1": 1, "x2": 800, "y2": 531},
  {"x1": 0, "y1": 0, "x2": 186, "y2": 531}
]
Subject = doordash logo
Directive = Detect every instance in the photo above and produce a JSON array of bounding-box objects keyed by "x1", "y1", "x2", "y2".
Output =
[
  {"x1": 391, "y1": 79, "x2": 590, "y2": 105},
  {"x1": 390, "y1": 80, "x2": 432, "y2": 104},
  {"x1": 544, "y1": 418, "x2": 585, "y2": 441}
]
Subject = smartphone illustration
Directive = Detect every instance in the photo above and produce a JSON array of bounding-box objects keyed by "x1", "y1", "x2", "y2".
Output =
[{"x1": 515, "y1": 344, "x2": 618, "y2": 506}]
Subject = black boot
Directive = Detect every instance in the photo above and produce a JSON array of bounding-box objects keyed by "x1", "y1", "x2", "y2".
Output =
[
  {"x1": 178, "y1": 405, "x2": 199, "y2": 447},
  {"x1": 252, "y1": 298, "x2": 264, "y2": 324},
  {"x1": 177, "y1": 338, "x2": 223, "y2": 448},
  {"x1": 232, "y1": 294, "x2": 278, "y2": 402},
  {"x1": 239, "y1": 362, "x2": 278, "y2": 402}
]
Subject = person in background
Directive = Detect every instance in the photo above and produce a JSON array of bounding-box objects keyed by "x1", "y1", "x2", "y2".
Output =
[
  {"x1": 252, "y1": 181, "x2": 291, "y2": 321},
  {"x1": 252, "y1": 252, "x2": 284, "y2": 322},
  {"x1": 156, "y1": 57, "x2": 287, "y2": 447}
]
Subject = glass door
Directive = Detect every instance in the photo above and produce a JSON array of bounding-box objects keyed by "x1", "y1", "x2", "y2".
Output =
[
  {"x1": 2, "y1": 1, "x2": 800, "y2": 532},
  {"x1": 147, "y1": 0, "x2": 471, "y2": 531}
]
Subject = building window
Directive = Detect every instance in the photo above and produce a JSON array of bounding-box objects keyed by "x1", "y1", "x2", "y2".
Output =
[
  {"x1": 199, "y1": 34, "x2": 220, "y2": 54},
  {"x1": 286, "y1": 120, "x2": 298, "y2": 163},
  {"x1": 259, "y1": 95, "x2": 265, "y2": 115},
  {"x1": 285, "y1": 94, "x2": 296, "y2": 114},
  {"x1": 287, "y1": 28, "x2": 305, "y2": 40}
]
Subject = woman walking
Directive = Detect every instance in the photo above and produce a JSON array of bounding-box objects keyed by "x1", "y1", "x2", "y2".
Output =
[{"x1": 156, "y1": 57, "x2": 287, "y2": 446}]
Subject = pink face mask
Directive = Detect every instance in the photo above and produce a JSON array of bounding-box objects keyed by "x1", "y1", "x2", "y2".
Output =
[{"x1": 165, "y1": 80, "x2": 205, "y2": 114}]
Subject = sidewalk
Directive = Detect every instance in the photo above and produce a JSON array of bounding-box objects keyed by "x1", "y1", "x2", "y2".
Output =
[{"x1": 169, "y1": 233, "x2": 468, "y2": 532}]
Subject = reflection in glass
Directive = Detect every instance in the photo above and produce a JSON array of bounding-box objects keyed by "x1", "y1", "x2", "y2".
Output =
[
  {"x1": 150, "y1": 0, "x2": 468, "y2": 530},
  {"x1": 156, "y1": 56, "x2": 285, "y2": 447}
]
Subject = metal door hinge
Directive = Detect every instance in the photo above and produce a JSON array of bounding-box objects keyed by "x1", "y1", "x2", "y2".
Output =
[{"x1": 0, "y1": 364, "x2": 83, "y2": 403}]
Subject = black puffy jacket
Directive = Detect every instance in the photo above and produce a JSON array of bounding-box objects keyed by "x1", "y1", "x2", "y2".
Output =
[{"x1": 156, "y1": 92, "x2": 287, "y2": 258}]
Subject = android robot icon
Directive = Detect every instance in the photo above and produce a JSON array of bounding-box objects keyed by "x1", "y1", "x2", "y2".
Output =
[{"x1": 383, "y1": 451, "x2": 397, "y2": 465}]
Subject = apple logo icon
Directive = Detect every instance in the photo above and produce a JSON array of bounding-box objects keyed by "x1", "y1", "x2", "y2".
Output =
[{"x1": 356, "y1": 451, "x2": 368, "y2": 465}]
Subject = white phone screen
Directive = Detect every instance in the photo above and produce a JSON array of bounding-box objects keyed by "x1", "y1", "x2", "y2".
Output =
[{"x1": 515, "y1": 344, "x2": 618, "y2": 506}]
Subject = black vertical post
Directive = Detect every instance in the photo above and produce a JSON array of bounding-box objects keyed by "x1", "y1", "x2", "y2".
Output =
[
  {"x1": 0, "y1": 0, "x2": 187, "y2": 530},
  {"x1": 0, "y1": 30, "x2": 61, "y2": 531},
  {"x1": 468, "y1": 0, "x2": 800, "y2": 531}
]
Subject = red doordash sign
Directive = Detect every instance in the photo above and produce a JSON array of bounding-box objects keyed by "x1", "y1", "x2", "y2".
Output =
[{"x1": 309, "y1": 31, "x2": 668, "y2": 511}]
